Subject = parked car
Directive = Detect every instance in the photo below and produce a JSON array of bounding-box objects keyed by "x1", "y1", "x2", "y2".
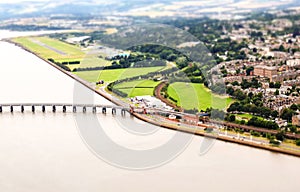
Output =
[{"x1": 96, "y1": 80, "x2": 104, "y2": 85}]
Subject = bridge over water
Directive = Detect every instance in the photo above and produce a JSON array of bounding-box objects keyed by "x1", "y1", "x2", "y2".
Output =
[
  {"x1": 0, "y1": 103, "x2": 130, "y2": 116},
  {"x1": 0, "y1": 103, "x2": 208, "y2": 118}
]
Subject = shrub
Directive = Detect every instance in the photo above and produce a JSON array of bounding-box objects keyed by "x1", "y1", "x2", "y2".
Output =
[{"x1": 270, "y1": 139, "x2": 281, "y2": 146}]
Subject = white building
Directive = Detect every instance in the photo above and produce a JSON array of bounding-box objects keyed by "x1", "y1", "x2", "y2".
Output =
[
  {"x1": 134, "y1": 95, "x2": 172, "y2": 110},
  {"x1": 287, "y1": 59, "x2": 300, "y2": 68}
]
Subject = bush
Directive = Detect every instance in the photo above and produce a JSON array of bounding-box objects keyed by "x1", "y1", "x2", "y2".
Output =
[
  {"x1": 184, "y1": 108, "x2": 199, "y2": 114},
  {"x1": 204, "y1": 127, "x2": 214, "y2": 133},
  {"x1": 48, "y1": 58, "x2": 55, "y2": 63},
  {"x1": 247, "y1": 117, "x2": 279, "y2": 130},
  {"x1": 169, "y1": 96, "x2": 178, "y2": 103},
  {"x1": 69, "y1": 61, "x2": 81, "y2": 65},
  {"x1": 270, "y1": 139, "x2": 281, "y2": 146},
  {"x1": 56, "y1": 63, "x2": 71, "y2": 72},
  {"x1": 250, "y1": 131, "x2": 261, "y2": 137},
  {"x1": 296, "y1": 140, "x2": 300, "y2": 146},
  {"x1": 228, "y1": 115, "x2": 236, "y2": 122},
  {"x1": 111, "y1": 89, "x2": 128, "y2": 98},
  {"x1": 275, "y1": 131, "x2": 285, "y2": 141}
]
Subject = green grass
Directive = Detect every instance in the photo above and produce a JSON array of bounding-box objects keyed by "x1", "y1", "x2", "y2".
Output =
[
  {"x1": 114, "y1": 80, "x2": 160, "y2": 97},
  {"x1": 167, "y1": 82, "x2": 233, "y2": 111},
  {"x1": 37, "y1": 37, "x2": 83, "y2": 56},
  {"x1": 73, "y1": 67, "x2": 164, "y2": 83},
  {"x1": 79, "y1": 56, "x2": 111, "y2": 68},
  {"x1": 114, "y1": 80, "x2": 160, "y2": 89},
  {"x1": 12, "y1": 36, "x2": 112, "y2": 69},
  {"x1": 13, "y1": 36, "x2": 84, "y2": 61},
  {"x1": 66, "y1": 57, "x2": 112, "y2": 71},
  {"x1": 235, "y1": 113, "x2": 264, "y2": 121},
  {"x1": 118, "y1": 88, "x2": 155, "y2": 97},
  {"x1": 236, "y1": 113, "x2": 254, "y2": 120}
]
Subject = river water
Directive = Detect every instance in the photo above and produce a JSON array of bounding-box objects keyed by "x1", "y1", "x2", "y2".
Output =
[{"x1": 0, "y1": 30, "x2": 299, "y2": 192}]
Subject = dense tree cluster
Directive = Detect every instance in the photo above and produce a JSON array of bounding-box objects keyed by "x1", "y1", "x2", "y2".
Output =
[
  {"x1": 48, "y1": 58, "x2": 71, "y2": 72},
  {"x1": 227, "y1": 102, "x2": 278, "y2": 119},
  {"x1": 247, "y1": 117, "x2": 279, "y2": 130},
  {"x1": 210, "y1": 83, "x2": 226, "y2": 95},
  {"x1": 226, "y1": 88, "x2": 247, "y2": 100},
  {"x1": 73, "y1": 58, "x2": 166, "y2": 72},
  {"x1": 61, "y1": 61, "x2": 80, "y2": 65},
  {"x1": 205, "y1": 108, "x2": 226, "y2": 120},
  {"x1": 280, "y1": 107, "x2": 298, "y2": 122},
  {"x1": 107, "y1": 83, "x2": 128, "y2": 98},
  {"x1": 240, "y1": 78, "x2": 262, "y2": 89},
  {"x1": 227, "y1": 90, "x2": 280, "y2": 120},
  {"x1": 133, "y1": 60, "x2": 166, "y2": 68},
  {"x1": 225, "y1": 114, "x2": 236, "y2": 122}
]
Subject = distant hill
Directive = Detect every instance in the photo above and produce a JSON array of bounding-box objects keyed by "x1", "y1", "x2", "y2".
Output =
[{"x1": 0, "y1": 0, "x2": 299, "y2": 20}]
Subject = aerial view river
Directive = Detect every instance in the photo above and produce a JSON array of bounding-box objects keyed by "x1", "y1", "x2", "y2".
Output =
[{"x1": 0, "y1": 30, "x2": 299, "y2": 192}]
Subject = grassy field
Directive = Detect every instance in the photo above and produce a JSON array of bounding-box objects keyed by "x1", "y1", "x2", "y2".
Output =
[
  {"x1": 114, "y1": 80, "x2": 160, "y2": 97},
  {"x1": 236, "y1": 113, "x2": 254, "y2": 120},
  {"x1": 167, "y1": 82, "x2": 233, "y2": 111},
  {"x1": 13, "y1": 36, "x2": 84, "y2": 61},
  {"x1": 73, "y1": 67, "x2": 164, "y2": 83},
  {"x1": 235, "y1": 113, "x2": 264, "y2": 121},
  {"x1": 12, "y1": 36, "x2": 111, "y2": 69}
]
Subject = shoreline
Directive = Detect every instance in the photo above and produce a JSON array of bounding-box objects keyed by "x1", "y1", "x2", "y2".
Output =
[{"x1": 4, "y1": 38, "x2": 300, "y2": 158}]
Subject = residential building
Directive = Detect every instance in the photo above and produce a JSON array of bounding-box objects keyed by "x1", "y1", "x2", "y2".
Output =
[
  {"x1": 254, "y1": 65, "x2": 278, "y2": 81},
  {"x1": 287, "y1": 59, "x2": 300, "y2": 68},
  {"x1": 292, "y1": 115, "x2": 300, "y2": 127}
]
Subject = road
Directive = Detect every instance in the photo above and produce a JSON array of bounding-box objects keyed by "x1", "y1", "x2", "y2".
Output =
[{"x1": 146, "y1": 114, "x2": 300, "y2": 152}]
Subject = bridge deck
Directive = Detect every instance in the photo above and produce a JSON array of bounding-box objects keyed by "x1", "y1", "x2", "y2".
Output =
[{"x1": 0, "y1": 103, "x2": 128, "y2": 109}]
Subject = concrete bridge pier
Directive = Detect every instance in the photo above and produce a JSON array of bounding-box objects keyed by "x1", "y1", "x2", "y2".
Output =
[
  {"x1": 73, "y1": 106, "x2": 76, "y2": 113},
  {"x1": 112, "y1": 108, "x2": 116, "y2": 115},
  {"x1": 92, "y1": 106, "x2": 97, "y2": 113},
  {"x1": 21, "y1": 105, "x2": 24, "y2": 113},
  {"x1": 32, "y1": 106, "x2": 35, "y2": 113},
  {"x1": 83, "y1": 106, "x2": 86, "y2": 113},
  {"x1": 121, "y1": 109, "x2": 126, "y2": 116},
  {"x1": 42, "y1": 105, "x2": 46, "y2": 113},
  {"x1": 63, "y1": 105, "x2": 66, "y2": 113},
  {"x1": 10, "y1": 106, "x2": 13, "y2": 113},
  {"x1": 0, "y1": 106, "x2": 2, "y2": 113},
  {"x1": 52, "y1": 105, "x2": 56, "y2": 113},
  {"x1": 102, "y1": 107, "x2": 106, "y2": 114}
]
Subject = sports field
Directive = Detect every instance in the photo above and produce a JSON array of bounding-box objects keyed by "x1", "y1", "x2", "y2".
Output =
[
  {"x1": 73, "y1": 67, "x2": 164, "y2": 83},
  {"x1": 167, "y1": 82, "x2": 233, "y2": 110},
  {"x1": 12, "y1": 36, "x2": 111, "y2": 69},
  {"x1": 113, "y1": 80, "x2": 160, "y2": 97}
]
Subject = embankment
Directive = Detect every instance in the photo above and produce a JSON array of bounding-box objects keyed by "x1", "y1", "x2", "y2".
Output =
[{"x1": 4, "y1": 38, "x2": 300, "y2": 158}]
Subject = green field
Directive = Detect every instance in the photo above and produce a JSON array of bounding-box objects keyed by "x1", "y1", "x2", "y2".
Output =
[
  {"x1": 167, "y1": 82, "x2": 233, "y2": 110},
  {"x1": 114, "y1": 80, "x2": 160, "y2": 97},
  {"x1": 13, "y1": 36, "x2": 84, "y2": 61},
  {"x1": 73, "y1": 67, "x2": 164, "y2": 83},
  {"x1": 235, "y1": 113, "x2": 263, "y2": 121},
  {"x1": 236, "y1": 113, "x2": 254, "y2": 120},
  {"x1": 12, "y1": 36, "x2": 111, "y2": 69}
]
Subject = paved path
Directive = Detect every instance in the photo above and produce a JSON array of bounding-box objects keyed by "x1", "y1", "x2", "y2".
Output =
[{"x1": 30, "y1": 38, "x2": 67, "y2": 55}]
